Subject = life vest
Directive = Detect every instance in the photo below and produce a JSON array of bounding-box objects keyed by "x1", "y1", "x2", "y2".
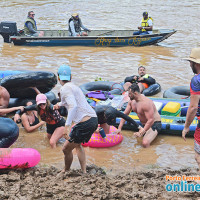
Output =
[
  {"x1": 141, "y1": 17, "x2": 153, "y2": 32},
  {"x1": 24, "y1": 17, "x2": 37, "y2": 35},
  {"x1": 68, "y1": 17, "x2": 81, "y2": 35},
  {"x1": 142, "y1": 74, "x2": 149, "y2": 78}
]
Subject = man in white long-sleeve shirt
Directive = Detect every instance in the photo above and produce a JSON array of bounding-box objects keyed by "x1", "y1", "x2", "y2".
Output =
[{"x1": 55, "y1": 64, "x2": 98, "y2": 173}]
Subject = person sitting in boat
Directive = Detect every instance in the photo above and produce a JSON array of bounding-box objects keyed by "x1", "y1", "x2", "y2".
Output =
[
  {"x1": 94, "y1": 105, "x2": 144, "y2": 135},
  {"x1": 133, "y1": 12, "x2": 153, "y2": 35},
  {"x1": 68, "y1": 13, "x2": 91, "y2": 36},
  {"x1": 123, "y1": 66, "x2": 156, "y2": 93},
  {"x1": 24, "y1": 11, "x2": 44, "y2": 37}
]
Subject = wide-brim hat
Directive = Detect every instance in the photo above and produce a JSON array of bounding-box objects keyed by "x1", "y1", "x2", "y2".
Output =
[
  {"x1": 72, "y1": 13, "x2": 79, "y2": 17},
  {"x1": 184, "y1": 48, "x2": 200, "y2": 64}
]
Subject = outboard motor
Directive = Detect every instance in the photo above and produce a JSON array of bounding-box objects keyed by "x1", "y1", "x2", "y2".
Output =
[{"x1": 0, "y1": 21, "x2": 17, "y2": 43}]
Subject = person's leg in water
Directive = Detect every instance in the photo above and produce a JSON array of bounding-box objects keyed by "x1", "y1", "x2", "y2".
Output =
[{"x1": 49, "y1": 126, "x2": 65, "y2": 148}]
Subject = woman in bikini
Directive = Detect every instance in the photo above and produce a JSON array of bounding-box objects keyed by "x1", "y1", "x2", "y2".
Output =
[{"x1": 21, "y1": 100, "x2": 45, "y2": 133}]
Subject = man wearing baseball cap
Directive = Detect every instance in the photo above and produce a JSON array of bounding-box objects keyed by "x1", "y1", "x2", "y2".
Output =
[
  {"x1": 68, "y1": 13, "x2": 91, "y2": 36},
  {"x1": 55, "y1": 64, "x2": 98, "y2": 173},
  {"x1": 182, "y1": 48, "x2": 200, "y2": 170},
  {"x1": 133, "y1": 11, "x2": 153, "y2": 35}
]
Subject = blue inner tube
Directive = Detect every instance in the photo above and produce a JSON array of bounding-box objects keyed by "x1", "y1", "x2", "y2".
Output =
[
  {"x1": 80, "y1": 81, "x2": 124, "y2": 95},
  {"x1": 142, "y1": 83, "x2": 161, "y2": 96},
  {"x1": 0, "y1": 118, "x2": 19, "y2": 148},
  {"x1": 1, "y1": 71, "x2": 57, "y2": 98},
  {"x1": 163, "y1": 86, "x2": 190, "y2": 99}
]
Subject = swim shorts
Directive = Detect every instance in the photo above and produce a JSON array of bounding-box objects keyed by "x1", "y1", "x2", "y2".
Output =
[
  {"x1": 46, "y1": 118, "x2": 66, "y2": 135},
  {"x1": 151, "y1": 121, "x2": 162, "y2": 133},
  {"x1": 69, "y1": 117, "x2": 98, "y2": 144}
]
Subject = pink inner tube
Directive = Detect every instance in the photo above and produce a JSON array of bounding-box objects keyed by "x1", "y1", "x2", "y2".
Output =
[
  {"x1": 82, "y1": 126, "x2": 123, "y2": 148},
  {"x1": 0, "y1": 148, "x2": 41, "y2": 169}
]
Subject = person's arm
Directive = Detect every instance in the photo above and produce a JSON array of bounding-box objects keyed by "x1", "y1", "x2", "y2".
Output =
[
  {"x1": 69, "y1": 21, "x2": 79, "y2": 36},
  {"x1": 138, "y1": 76, "x2": 156, "y2": 85},
  {"x1": 0, "y1": 106, "x2": 24, "y2": 116},
  {"x1": 115, "y1": 110, "x2": 140, "y2": 130},
  {"x1": 30, "y1": 87, "x2": 41, "y2": 94},
  {"x1": 79, "y1": 19, "x2": 90, "y2": 31},
  {"x1": 115, "y1": 101, "x2": 132, "y2": 133},
  {"x1": 182, "y1": 95, "x2": 199, "y2": 141},
  {"x1": 16, "y1": 104, "x2": 37, "y2": 115},
  {"x1": 124, "y1": 75, "x2": 138, "y2": 83},
  {"x1": 26, "y1": 22, "x2": 37, "y2": 34},
  {"x1": 21, "y1": 113, "x2": 45, "y2": 133}
]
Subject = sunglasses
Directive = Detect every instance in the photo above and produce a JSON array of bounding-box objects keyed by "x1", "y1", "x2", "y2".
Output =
[
  {"x1": 31, "y1": 14, "x2": 35, "y2": 16},
  {"x1": 39, "y1": 103, "x2": 46, "y2": 106}
]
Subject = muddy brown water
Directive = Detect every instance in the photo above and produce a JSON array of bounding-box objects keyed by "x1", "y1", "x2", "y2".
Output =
[{"x1": 0, "y1": 0, "x2": 200, "y2": 173}]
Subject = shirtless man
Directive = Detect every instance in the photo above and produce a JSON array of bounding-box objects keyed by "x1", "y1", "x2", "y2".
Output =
[
  {"x1": 0, "y1": 86, "x2": 10, "y2": 108},
  {"x1": 116, "y1": 83, "x2": 161, "y2": 148}
]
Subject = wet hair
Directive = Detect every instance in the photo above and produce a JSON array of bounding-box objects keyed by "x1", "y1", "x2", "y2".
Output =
[
  {"x1": 128, "y1": 83, "x2": 140, "y2": 93},
  {"x1": 138, "y1": 66, "x2": 146, "y2": 71},
  {"x1": 28, "y1": 11, "x2": 34, "y2": 16}
]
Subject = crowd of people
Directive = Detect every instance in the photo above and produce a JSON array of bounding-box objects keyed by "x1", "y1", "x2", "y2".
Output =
[{"x1": 1, "y1": 9, "x2": 200, "y2": 173}]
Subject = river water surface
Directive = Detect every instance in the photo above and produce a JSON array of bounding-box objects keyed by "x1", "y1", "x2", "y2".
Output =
[{"x1": 0, "y1": 0, "x2": 200, "y2": 173}]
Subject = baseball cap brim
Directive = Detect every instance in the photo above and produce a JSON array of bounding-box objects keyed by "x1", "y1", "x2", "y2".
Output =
[
  {"x1": 59, "y1": 75, "x2": 71, "y2": 81},
  {"x1": 36, "y1": 99, "x2": 46, "y2": 105}
]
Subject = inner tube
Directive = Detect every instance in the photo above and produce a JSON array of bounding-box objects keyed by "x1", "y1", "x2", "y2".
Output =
[
  {"x1": 0, "y1": 118, "x2": 19, "y2": 148},
  {"x1": 0, "y1": 70, "x2": 28, "y2": 79},
  {"x1": 82, "y1": 126, "x2": 123, "y2": 148},
  {"x1": 1, "y1": 71, "x2": 57, "y2": 98},
  {"x1": 80, "y1": 81, "x2": 124, "y2": 95},
  {"x1": 8, "y1": 91, "x2": 57, "y2": 107},
  {"x1": 163, "y1": 86, "x2": 190, "y2": 99},
  {"x1": 0, "y1": 148, "x2": 41, "y2": 169},
  {"x1": 142, "y1": 83, "x2": 161, "y2": 96}
]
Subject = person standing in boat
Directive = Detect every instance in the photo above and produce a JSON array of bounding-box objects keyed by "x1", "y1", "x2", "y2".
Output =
[
  {"x1": 54, "y1": 64, "x2": 98, "y2": 173},
  {"x1": 123, "y1": 66, "x2": 156, "y2": 93},
  {"x1": 68, "y1": 13, "x2": 91, "y2": 36},
  {"x1": 182, "y1": 48, "x2": 200, "y2": 170},
  {"x1": 115, "y1": 83, "x2": 161, "y2": 148},
  {"x1": 133, "y1": 12, "x2": 153, "y2": 35},
  {"x1": 24, "y1": 11, "x2": 44, "y2": 37}
]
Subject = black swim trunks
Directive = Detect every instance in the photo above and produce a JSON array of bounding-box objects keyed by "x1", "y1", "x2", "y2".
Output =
[
  {"x1": 151, "y1": 121, "x2": 162, "y2": 133},
  {"x1": 46, "y1": 118, "x2": 66, "y2": 135},
  {"x1": 69, "y1": 117, "x2": 98, "y2": 144}
]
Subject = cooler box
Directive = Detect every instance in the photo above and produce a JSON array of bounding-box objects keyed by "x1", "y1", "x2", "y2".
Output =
[
  {"x1": 161, "y1": 102, "x2": 181, "y2": 116},
  {"x1": 153, "y1": 101, "x2": 163, "y2": 112}
]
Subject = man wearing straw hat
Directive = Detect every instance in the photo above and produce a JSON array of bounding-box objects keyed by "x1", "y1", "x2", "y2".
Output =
[
  {"x1": 182, "y1": 47, "x2": 200, "y2": 170},
  {"x1": 68, "y1": 13, "x2": 91, "y2": 36}
]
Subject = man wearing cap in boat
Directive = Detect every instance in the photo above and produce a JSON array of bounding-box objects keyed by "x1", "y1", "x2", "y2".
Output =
[
  {"x1": 123, "y1": 66, "x2": 156, "y2": 93},
  {"x1": 182, "y1": 47, "x2": 200, "y2": 170},
  {"x1": 68, "y1": 13, "x2": 91, "y2": 36},
  {"x1": 24, "y1": 11, "x2": 44, "y2": 37},
  {"x1": 133, "y1": 12, "x2": 153, "y2": 35}
]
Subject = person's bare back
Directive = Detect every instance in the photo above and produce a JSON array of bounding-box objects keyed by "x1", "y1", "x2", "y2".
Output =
[{"x1": 0, "y1": 86, "x2": 10, "y2": 108}]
